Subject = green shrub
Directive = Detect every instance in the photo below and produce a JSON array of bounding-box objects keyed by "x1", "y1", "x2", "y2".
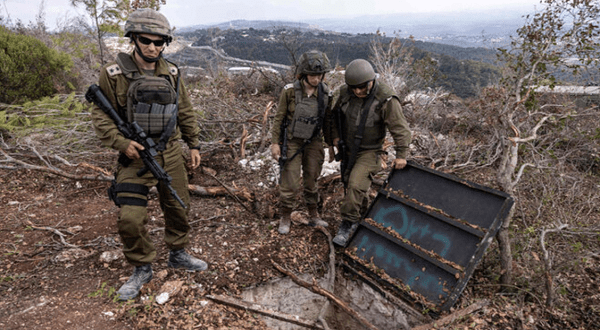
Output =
[{"x1": 0, "y1": 25, "x2": 73, "y2": 103}]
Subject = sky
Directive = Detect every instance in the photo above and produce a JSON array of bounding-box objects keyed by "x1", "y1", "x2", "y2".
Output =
[{"x1": 2, "y1": 0, "x2": 542, "y2": 30}]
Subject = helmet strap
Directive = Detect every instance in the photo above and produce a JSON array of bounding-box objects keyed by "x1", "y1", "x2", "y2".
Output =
[{"x1": 133, "y1": 38, "x2": 163, "y2": 63}]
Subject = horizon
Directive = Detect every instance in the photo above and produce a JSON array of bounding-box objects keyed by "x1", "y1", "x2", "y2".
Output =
[{"x1": 2, "y1": 0, "x2": 541, "y2": 31}]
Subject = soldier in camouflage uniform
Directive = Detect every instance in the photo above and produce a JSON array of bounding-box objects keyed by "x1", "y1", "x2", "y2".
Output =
[
  {"x1": 91, "y1": 8, "x2": 207, "y2": 301},
  {"x1": 270, "y1": 50, "x2": 333, "y2": 234},
  {"x1": 330, "y1": 59, "x2": 411, "y2": 247}
]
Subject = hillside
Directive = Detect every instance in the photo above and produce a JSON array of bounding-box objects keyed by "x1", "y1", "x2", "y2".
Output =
[
  {"x1": 176, "y1": 25, "x2": 500, "y2": 98},
  {"x1": 2, "y1": 14, "x2": 600, "y2": 330}
]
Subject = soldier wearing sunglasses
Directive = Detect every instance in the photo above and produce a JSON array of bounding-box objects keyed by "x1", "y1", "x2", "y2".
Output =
[{"x1": 90, "y1": 8, "x2": 207, "y2": 301}]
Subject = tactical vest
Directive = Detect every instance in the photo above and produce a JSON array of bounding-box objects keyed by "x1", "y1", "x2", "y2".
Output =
[
  {"x1": 110, "y1": 53, "x2": 179, "y2": 138},
  {"x1": 289, "y1": 80, "x2": 330, "y2": 140},
  {"x1": 338, "y1": 81, "x2": 399, "y2": 150}
]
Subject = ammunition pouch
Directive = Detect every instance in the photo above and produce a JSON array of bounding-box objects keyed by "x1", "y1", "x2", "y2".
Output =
[
  {"x1": 133, "y1": 103, "x2": 177, "y2": 137},
  {"x1": 290, "y1": 96, "x2": 319, "y2": 140}
]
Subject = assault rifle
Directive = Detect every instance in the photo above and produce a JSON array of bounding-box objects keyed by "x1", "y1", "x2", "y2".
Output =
[
  {"x1": 278, "y1": 116, "x2": 289, "y2": 184},
  {"x1": 333, "y1": 107, "x2": 348, "y2": 190},
  {"x1": 85, "y1": 84, "x2": 186, "y2": 209}
]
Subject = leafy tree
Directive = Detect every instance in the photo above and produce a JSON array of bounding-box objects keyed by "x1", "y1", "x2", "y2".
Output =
[
  {"x1": 129, "y1": 0, "x2": 166, "y2": 10},
  {"x1": 487, "y1": 0, "x2": 599, "y2": 288},
  {"x1": 0, "y1": 25, "x2": 73, "y2": 103},
  {"x1": 70, "y1": 0, "x2": 129, "y2": 64},
  {"x1": 69, "y1": 0, "x2": 167, "y2": 64},
  {"x1": 369, "y1": 32, "x2": 440, "y2": 101}
]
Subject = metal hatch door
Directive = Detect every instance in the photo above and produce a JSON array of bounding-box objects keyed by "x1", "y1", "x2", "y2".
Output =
[{"x1": 343, "y1": 161, "x2": 513, "y2": 312}]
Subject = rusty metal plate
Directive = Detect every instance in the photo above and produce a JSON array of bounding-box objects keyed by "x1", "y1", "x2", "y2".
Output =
[{"x1": 343, "y1": 162, "x2": 513, "y2": 312}]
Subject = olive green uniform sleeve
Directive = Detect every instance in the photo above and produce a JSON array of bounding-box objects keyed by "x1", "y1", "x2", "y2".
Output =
[
  {"x1": 176, "y1": 81, "x2": 200, "y2": 149},
  {"x1": 271, "y1": 87, "x2": 293, "y2": 144},
  {"x1": 322, "y1": 85, "x2": 334, "y2": 146},
  {"x1": 328, "y1": 87, "x2": 342, "y2": 144},
  {"x1": 91, "y1": 66, "x2": 131, "y2": 153},
  {"x1": 382, "y1": 97, "x2": 411, "y2": 159}
]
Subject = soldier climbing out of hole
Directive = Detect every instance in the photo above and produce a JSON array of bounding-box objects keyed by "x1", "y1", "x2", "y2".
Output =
[
  {"x1": 90, "y1": 8, "x2": 207, "y2": 301},
  {"x1": 270, "y1": 50, "x2": 334, "y2": 234},
  {"x1": 329, "y1": 59, "x2": 412, "y2": 247}
]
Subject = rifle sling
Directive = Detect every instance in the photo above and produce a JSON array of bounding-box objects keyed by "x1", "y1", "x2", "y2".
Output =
[
  {"x1": 345, "y1": 84, "x2": 378, "y2": 177},
  {"x1": 155, "y1": 72, "x2": 181, "y2": 152}
]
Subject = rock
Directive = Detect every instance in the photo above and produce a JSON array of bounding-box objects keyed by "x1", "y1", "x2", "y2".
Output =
[
  {"x1": 156, "y1": 292, "x2": 169, "y2": 305},
  {"x1": 159, "y1": 280, "x2": 184, "y2": 296},
  {"x1": 99, "y1": 250, "x2": 122, "y2": 263},
  {"x1": 54, "y1": 248, "x2": 91, "y2": 263},
  {"x1": 156, "y1": 269, "x2": 169, "y2": 281},
  {"x1": 67, "y1": 225, "x2": 83, "y2": 233}
]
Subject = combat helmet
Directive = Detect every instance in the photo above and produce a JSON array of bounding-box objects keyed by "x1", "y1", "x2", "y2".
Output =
[
  {"x1": 345, "y1": 59, "x2": 376, "y2": 86},
  {"x1": 124, "y1": 8, "x2": 173, "y2": 43},
  {"x1": 296, "y1": 50, "x2": 331, "y2": 76}
]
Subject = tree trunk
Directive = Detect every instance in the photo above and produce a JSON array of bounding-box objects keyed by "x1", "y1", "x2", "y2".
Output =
[
  {"x1": 496, "y1": 140, "x2": 518, "y2": 286},
  {"x1": 496, "y1": 208, "x2": 514, "y2": 286}
]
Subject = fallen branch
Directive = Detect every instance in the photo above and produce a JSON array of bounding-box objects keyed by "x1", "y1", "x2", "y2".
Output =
[
  {"x1": 412, "y1": 299, "x2": 489, "y2": 330},
  {"x1": 1, "y1": 147, "x2": 113, "y2": 181},
  {"x1": 316, "y1": 227, "x2": 335, "y2": 330},
  {"x1": 258, "y1": 101, "x2": 274, "y2": 153},
  {"x1": 202, "y1": 172, "x2": 254, "y2": 213},
  {"x1": 2, "y1": 149, "x2": 258, "y2": 203},
  {"x1": 540, "y1": 223, "x2": 568, "y2": 307},
  {"x1": 150, "y1": 215, "x2": 223, "y2": 233},
  {"x1": 272, "y1": 261, "x2": 379, "y2": 330},
  {"x1": 240, "y1": 125, "x2": 248, "y2": 159},
  {"x1": 25, "y1": 220, "x2": 79, "y2": 249},
  {"x1": 206, "y1": 294, "x2": 324, "y2": 329},
  {"x1": 188, "y1": 184, "x2": 253, "y2": 201},
  {"x1": 318, "y1": 173, "x2": 341, "y2": 187}
]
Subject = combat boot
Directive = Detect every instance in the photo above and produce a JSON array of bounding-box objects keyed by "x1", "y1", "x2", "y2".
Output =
[
  {"x1": 116, "y1": 264, "x2": 153, "y2": 301},
  {"x1": 168, "y1": 249, "x2": 208, "y2": 271},
  {"x1": 333, "y1": 220, "x2": 359, "y2": 247},
  {"x1": 278, "y1": 207, "x2": 292, "y2": 234},
  {"x1": 307, "y1": 205, "x2": 328, "y2": 227}
]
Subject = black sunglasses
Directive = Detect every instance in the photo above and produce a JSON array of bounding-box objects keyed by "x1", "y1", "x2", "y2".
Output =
[
  {"x1": 349, "y1": 81, "x2": 371, "y2": 90},
  {"x1": 137, "y1": 35, "x2": 166, "y2": 47}
]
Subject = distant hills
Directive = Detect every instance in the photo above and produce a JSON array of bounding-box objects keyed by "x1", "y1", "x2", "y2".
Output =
[
  {"x1": 177, "y1": 7, "x2": 533, "y2": 48},
  {"x1": 171, "y1": 7, "x2": 542, "y2": 98},
  {"x1": 173, "y1": 25, "x2": 500, "y2": 98}
]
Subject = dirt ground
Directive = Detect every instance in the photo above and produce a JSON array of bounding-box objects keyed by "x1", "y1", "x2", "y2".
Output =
[
  {"x1": 1, "y1": 150, "x2": 599, "y2": 329},
  {"x1": 0, "y1": 150, "x2": 336, "y2": 330}
]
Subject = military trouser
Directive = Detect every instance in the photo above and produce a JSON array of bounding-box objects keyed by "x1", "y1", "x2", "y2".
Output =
[
  {"x1": 340, "y1": 150, "x2": 382, "y2": 224},
  {"x1": 279, "y1": 138, "x2": 325, "y2": 209},
  {"x1": 115, "y1": 141, "x2": 191, "y2": 266}
]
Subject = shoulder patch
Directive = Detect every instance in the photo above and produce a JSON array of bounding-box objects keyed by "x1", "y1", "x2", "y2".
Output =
[
  {"x1": 169, "y1": 66, "x2": 178, "y2": 76},
  {"x1": 284, "y1": 83, "x2": 294, "y2": 90},
  {"x1": 106, "y1": 64, "x2": 122, "y2": 77}
]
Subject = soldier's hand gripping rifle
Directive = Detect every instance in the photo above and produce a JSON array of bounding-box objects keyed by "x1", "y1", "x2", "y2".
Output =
[{"x1": 85, "y1": 84, "x2": 186, "y2": 209}]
